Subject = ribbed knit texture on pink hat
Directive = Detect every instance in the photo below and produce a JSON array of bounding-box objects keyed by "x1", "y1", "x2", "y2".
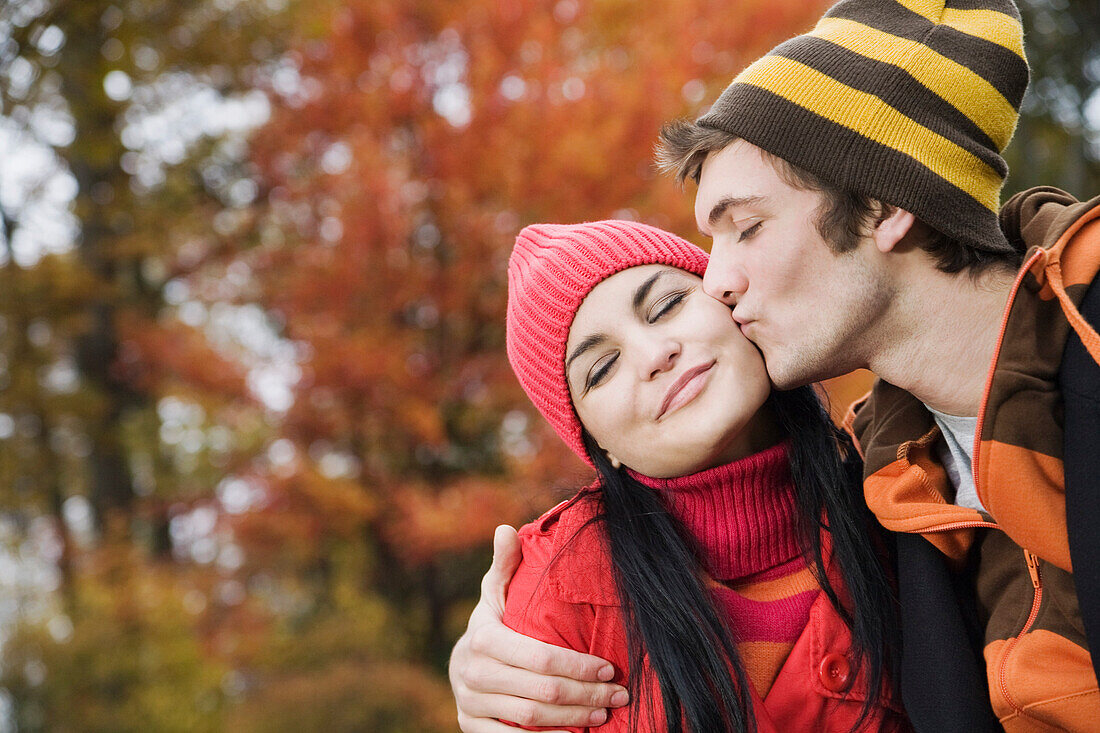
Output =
[{"x1": 505, "y1": 220, "x2": 709, "y2": 464}]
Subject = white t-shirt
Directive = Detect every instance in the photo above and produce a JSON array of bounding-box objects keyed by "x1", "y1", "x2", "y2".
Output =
[{"x1": 926, "y1": 406, "x2": 987, "y2": 514}]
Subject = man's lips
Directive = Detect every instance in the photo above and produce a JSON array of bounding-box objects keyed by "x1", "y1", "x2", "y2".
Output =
[
  {"x1": 731, "y1": 310, "x2": 756, "y2": 336},
  {"x1": 656, "y1": 361, "x2": 716, "y2": 420}
]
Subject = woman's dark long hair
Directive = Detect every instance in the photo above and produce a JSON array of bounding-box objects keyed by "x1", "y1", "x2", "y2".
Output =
[{"x1": 579, "y1": 385, "x2": 898, "y2": 733}]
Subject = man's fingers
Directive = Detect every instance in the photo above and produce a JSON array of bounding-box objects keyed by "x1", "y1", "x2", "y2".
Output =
[
  {"x1": 481, "y1": 525, "x2": 522, "y2": 612},
  {"x1": 462, "y1": 657, "x2": 628, "y2": 710},
  {"x1": 459, "y1": 692, "x2": 612, "y2": 730},
  {"x1": 457, "y1": 709, "x2": 576, "y2": 733},
  {"x1": 468, "y1": 622, "x2": 618, "y2": 685},
  {"x1": 453, "y1": 526, "x2": 626, "y2": 731},
  {"x1": 457, "y1": 711, "x2": 552, "y2": 733}
]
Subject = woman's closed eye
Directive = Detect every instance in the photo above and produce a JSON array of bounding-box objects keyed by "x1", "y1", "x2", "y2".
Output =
[
  {"x1": 647, "y1": 290, "x2": 688, "y2": 323},
  {"x1": 586, "y1": 352, "x2": 618, "y2": 390}
]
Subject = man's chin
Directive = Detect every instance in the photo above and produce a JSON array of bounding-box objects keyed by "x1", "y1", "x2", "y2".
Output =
[
  {"x1": 763, "y1": 355, "x2": 824, "y2": 391},
  {"x1": 767, "y1": 373, "x2": 815, "y2": 391}
]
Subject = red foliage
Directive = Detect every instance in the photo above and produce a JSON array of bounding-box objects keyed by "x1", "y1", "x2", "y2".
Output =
[
  {"x1": 115, "y1": 313, "x2": 251, "y2": 399},
  {"x1": 243, "y1": 0, "x2": 834, "y2": 565}
]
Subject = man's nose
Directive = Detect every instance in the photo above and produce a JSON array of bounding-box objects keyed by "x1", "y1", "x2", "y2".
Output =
[{"x1": 703, "y1": 239, "x2": 747, "y2": 306}]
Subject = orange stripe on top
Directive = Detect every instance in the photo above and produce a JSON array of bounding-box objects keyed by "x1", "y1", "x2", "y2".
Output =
[
  {"x1": 981, "y1": 441, "x2": 1068, "y2": 571},
  {"x1": 730, "y1": 566, "x2": 819, "y2": 602},
  {"x1": 739, "y1": 640, "x2": 797, "y2": 697}
]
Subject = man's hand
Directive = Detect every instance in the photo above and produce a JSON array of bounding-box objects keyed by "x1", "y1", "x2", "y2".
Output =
[{"x1": 450, "y1": 525, "x2": 629, "y2": 732}]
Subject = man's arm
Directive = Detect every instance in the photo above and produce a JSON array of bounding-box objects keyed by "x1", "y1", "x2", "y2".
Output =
[{"x1": 449, "y1": 525, "x2": 629, "y2": 732}]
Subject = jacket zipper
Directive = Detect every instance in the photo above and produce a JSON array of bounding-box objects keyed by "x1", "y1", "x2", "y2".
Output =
[
  {"x1": 921, "y1": 526, "x2": 1044, "y2": 716},
  {"x1": 921, "y1": 519, "x2": 998, "y2": 533},
  {"x1": 963, "y1": 251, "x2": 1046, "y2": 717},
  {"x1": 922, "y1": 526, "x2": 1045, "y2": 717},
  {"x1": 997, "y1": 549, "x2": 1044, "y2": 715},
  {"x1": 970, "y1": 249, "x2": 1044, "y2": 510}
]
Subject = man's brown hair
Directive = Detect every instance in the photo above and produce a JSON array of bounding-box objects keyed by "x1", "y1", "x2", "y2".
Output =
[{"x1": 655, "y1": 119, "x2": 1021, "y2": 274}]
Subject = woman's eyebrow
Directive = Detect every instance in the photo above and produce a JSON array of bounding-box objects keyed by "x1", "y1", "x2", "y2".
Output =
[
  {"x1": 566, "y1": 334, "x2": 606, "y2": 372},
  {"x1": 565, "y1": 270, "x2": 675, "y2": 375},
  {"x1": 632, "y1": 270, "x2": 668, "y2": 312}
]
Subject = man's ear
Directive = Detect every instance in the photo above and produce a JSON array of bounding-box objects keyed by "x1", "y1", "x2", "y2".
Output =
[
  {"x1": 607, "y1": 453, "x2": 622, "y2": 470},
  {"x1": 870, "y1": 205, "x2": 917, "y2": 254}
]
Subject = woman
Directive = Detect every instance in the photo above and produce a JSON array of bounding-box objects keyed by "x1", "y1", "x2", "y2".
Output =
[{"x1": 502, "y1": 220, "x2": 907, "y2": 732}]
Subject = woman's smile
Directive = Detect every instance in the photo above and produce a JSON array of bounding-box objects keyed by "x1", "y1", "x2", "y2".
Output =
[{"x1": 656, "y1": 360, "x2": 716, "y2": 420}]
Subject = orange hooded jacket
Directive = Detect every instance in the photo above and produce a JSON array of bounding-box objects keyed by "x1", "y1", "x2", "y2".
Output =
[{"x1": 846, "y1": 187, "x2": 1100, "y2": 732}]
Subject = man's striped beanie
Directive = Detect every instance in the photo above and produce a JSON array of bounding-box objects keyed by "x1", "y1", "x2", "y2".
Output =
[
  {"x1": 506, "y1": 221, "x2": 709, "y2": 464},
  {"x1": 696, "y1": 0, "x2": 1029, "y2": 255}
]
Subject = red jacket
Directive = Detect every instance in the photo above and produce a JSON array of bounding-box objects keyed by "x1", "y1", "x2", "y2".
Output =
[{"x1": 502, "y1": 490, "x2": 910, "y2": 732}]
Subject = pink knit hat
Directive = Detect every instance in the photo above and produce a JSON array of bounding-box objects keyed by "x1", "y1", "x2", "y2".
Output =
[{"x1": 505, "y1": 220, "x2": 710, "y2": 464}]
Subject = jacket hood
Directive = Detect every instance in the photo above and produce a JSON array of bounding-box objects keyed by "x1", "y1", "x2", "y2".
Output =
[{"x1": 1000, "y1": 186, "x2": 1100, "y2": 254}]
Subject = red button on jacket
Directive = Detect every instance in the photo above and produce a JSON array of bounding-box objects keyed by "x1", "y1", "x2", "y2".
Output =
[{"x1": 818, "y1": 652, "x2": 852, "y2": 693}]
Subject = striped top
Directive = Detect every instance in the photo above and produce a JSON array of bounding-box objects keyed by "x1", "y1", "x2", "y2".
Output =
[{"x1": 637, "y1": 441, "x2": 820, "y2": 695}]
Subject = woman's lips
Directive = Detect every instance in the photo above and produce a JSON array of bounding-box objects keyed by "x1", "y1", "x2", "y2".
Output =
[{"x1": 656, "y1": 361, "x2": 716, "y2": 420}]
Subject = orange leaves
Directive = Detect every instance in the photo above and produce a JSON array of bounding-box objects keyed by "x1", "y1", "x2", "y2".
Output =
[
  {"x1": 397, "y1": 398, "x2": 448, "y2": 446},
  {"x1": 115, "y1": 313, "x2": 249, "y2": 400},
  {"x1": 230, "y1": 463, "x2": 377, "y2": 569},
  {"x1": 384, "y1": 477, "x2": 532, "y2": 566},
  {"x1": 286, "y1": 468, "x2": 377, "y2": 536}
]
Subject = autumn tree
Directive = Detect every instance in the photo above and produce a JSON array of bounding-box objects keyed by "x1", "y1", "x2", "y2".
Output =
[
  {"x1": 1, "y1": 0, "x2": 1096, "y2": 729},
  {"x1": 1, "y1": 0, "x2": 290, "y2": 728}
]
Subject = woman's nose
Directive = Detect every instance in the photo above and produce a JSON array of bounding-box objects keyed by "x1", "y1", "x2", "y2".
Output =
[{"x1": 640, "y1": 338, "x2": 680, "y2": 380}]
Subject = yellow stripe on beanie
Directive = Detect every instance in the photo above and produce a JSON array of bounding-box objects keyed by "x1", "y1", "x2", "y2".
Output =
[
  {"x1": 811, "y1": 17, "x2": 1018, "y2": 150},
  {"x1": 893, "y1": 0, "x2": 942, "y2": 23},
  {"x1": 941, "y1": 7, "x2": 1025, "y2": 59},
  {"x1": 891, "y1": 0, "x2": 1024, "y2": 59}
]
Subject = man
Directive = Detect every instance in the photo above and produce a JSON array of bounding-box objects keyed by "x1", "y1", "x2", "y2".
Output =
[{"x1": 450, "y1": 0, "x2": 1100, "y2": 730}]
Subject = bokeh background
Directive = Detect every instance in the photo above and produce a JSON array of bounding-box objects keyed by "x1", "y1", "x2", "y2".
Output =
[{"x1": 0, "y1": 0, "x2": 1097, "y2": 730}]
